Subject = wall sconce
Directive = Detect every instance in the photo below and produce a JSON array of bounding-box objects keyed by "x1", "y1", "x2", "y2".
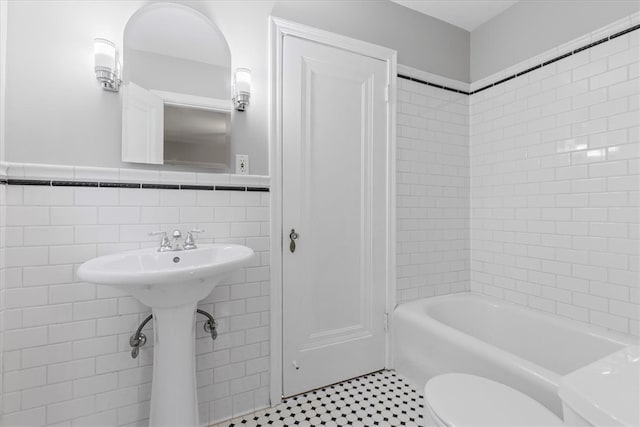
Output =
[
  {"x1": 94, "y1": 38, "x2": 121, "y2": 92},
  {"x1": 233, "y1": 68, "x2": 251, "y2": 111}
]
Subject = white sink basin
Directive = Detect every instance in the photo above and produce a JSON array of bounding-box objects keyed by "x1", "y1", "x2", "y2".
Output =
[
  {"x1": 78, "y1": 243, "x2": 254, "y2": 307},
  {"x1": 77, "y1": 243, "x2": 254, "y2": 427}
]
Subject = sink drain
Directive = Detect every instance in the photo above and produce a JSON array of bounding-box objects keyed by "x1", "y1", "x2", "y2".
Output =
[{"x1": 173, "y1": 256, "x2": 180, "y2": 263}]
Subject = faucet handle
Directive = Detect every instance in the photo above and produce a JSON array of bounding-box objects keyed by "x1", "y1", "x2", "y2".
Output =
[
  {"x1": 183, "y1": 229, "x2": 204, "y2": 250},
  {"x1": 149, "y1": 231, "x2": 171, "y2": 252}
]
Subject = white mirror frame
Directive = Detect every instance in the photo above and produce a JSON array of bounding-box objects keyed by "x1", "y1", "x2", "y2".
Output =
[{"x1": 121, "y1": 2, "x2": 232, "y2": 167}]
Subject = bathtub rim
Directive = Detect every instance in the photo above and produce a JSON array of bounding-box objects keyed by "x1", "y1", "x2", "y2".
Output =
[
  {"x1": 395, "y1": 292, "x2": 636, "y2": 347},
  {"x1": 391, "y1": 292, "x2": 636, "y2": 383}
]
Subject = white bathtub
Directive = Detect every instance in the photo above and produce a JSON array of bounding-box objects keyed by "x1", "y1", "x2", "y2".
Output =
[{"x1": 392, "y1": 293, "x2": 637, "y2": 417}]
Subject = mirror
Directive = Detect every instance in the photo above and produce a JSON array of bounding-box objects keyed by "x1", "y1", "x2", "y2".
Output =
[{"x1": 121, "y1": 3, "x2": 232, "y2": 168}]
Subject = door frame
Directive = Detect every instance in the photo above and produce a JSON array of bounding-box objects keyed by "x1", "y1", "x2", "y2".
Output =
[{"x1": 269, "y1": 17, "x2": 397, "y2": 405}]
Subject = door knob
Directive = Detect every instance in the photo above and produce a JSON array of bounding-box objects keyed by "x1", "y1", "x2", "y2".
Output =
[{"x1": 289, "y1": 229, "x2": 299, "y2": 253}]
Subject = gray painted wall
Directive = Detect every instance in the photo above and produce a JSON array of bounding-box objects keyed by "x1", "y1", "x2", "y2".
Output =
[
  {"x1": 272, "y1": 0, "x2": 470, "y2": 82},
  {"x1": 3, "y1": 0, "x2": 469, "y2": 175},
  {"x1": 1, "y1": 0, "x2": 7, "y2": 163},
  {"x1": 471, "y1": 0, "x2": 640, "y2": 81},
  {"x1": 6, "y1": 0, "x2": 638, "y2": 175}
]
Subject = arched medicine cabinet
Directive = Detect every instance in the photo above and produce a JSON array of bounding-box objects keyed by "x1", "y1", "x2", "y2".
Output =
[{"x1": 121, "y1": 3, "x2": 232, "y2": 168}]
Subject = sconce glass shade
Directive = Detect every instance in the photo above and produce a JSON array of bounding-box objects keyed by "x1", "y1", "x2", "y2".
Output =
[
  {"x1": 94, "y1": 38, "x2": 116, "y2": 69},
  {"x1": 94, "y1": 38, "x2": 120, "y2": 92},
  {"x1": 233, "y1": 68, "x2": 251, "y2": 111}
]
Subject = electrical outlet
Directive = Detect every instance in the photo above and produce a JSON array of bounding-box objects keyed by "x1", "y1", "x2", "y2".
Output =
[{"x1": 236, "y1": 155, "x2": 249, "y2": 175}]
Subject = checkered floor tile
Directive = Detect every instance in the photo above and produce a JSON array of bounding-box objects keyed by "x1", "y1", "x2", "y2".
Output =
[{"x1": 215, "y1": 370, "x2": 424, "y2": 426}]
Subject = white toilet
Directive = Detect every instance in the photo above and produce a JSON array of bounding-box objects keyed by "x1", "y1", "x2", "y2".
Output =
[
  {"x1": 424, "y1": 373, "x2": 564, "y2": 427},
  {"x1": 559, "y1": 346, "x2": 639, "y2": 427}
]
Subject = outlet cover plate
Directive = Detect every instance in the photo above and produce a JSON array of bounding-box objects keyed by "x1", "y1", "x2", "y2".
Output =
[{"x1": 236, "y1": 155, "x2": 249, "y2": 175}]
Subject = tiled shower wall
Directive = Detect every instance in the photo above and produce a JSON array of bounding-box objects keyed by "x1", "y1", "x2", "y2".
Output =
[
  {"x1": 396, "y1": 78, "x2": 470, "y2": 303},
  {"x1": 470, "y1": 27, "x2": 640, "y2": 335},
  {"x1": 0, "y1": 179, "x2": 6, "y2": 416},
  {"x1": 1, "y1": 180, "x2": 270, "y2": 426}
]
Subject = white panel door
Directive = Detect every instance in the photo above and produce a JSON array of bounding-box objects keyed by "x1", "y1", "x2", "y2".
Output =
[
  {"x1": 282, "y1": 35, "x2": 389, "y2": 397},
  {"x1": 121, "y1": 82, "x2": 164, "y2": 165}
]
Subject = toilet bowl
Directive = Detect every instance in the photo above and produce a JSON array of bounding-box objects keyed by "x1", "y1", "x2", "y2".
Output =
[{"x1": 424, "y1": 373, "x2": 564, "y2": 427}]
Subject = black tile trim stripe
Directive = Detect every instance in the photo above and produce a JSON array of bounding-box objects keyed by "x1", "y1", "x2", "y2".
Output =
[
  {"x1": 141, "y1": 183, "x2": 180, "y2": 190},
  {"x1": 179, "y1": 184, "x2": 214, "y2": 191},
  {"x1": 542, "y1": 51, "x2": 573, "y2": 67},
  {"x1": 399, "y1": 23, "x2": 640, "y2": 96},
  {"x1": 610, "y1": 24, "x2": 640, "y2": 39},
  {"x1": 397, "y1": 74, "x2": 470, "y2": 95},
  {"x1": 7, "y1": 179, "x2": 51, "y2": 186},
  {"x1": 573, "y1": 36, "x2": 608, "y2": 54},
  {"x1": 99, "y1": 182, "x2": 141, "y2": 188},
  {"x1": 3, "y1": 178, "x2": 269, "y2": 192},
  {"x1": 52, "y1": 180, "x2": 99, "y2": 187},
  {"x1": 215, "y1": 185, "x2": 246, "y2": 192},
  {"x1": 516, "y1": 64, "x2": 542, "y2": 77}
]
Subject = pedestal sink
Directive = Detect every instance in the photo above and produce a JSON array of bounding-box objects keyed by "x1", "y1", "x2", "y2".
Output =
[{"x1": 78, "y1": 244, "x2": 254, "y2": 427}]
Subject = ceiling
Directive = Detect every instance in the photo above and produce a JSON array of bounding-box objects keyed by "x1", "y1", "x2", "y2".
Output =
[{"x1": 390, "y1": 0, "x2": 520, "y2": 31}]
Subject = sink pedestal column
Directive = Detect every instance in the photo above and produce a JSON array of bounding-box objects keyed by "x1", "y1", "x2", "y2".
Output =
[{"x1": 149, "y1": 303, "x2": 199, "y2": 427}]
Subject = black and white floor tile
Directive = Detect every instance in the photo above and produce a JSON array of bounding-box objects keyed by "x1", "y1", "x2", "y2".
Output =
[{"x1": 214, "y1": 370, "x2": 424, "y2": 426}]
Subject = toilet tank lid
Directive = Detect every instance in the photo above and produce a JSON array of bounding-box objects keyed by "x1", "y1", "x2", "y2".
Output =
[
  {"x1": 424, "y1": 373, "x2": 563, "y2": 427},
  {"x1": 559, "y1": 345, "x2": 640, "y2": 427}
]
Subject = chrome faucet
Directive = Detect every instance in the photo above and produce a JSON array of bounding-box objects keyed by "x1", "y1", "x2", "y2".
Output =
[
  {"x1": 149, "y1": 229, "x2": 204, "y2": 252},
  {"x1": 149, "y1": 231, "x2": 173, "y2": 252},
  {"x1": 183, "y1": 229, "x2": 204, "y2": 250},
  {"x1": 170, "y1": 229, "x2": 182, "y2": 251}
]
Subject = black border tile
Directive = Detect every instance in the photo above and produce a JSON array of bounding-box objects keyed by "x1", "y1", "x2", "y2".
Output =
[
  {"x1": 493, "y1": 74, "x2": 517, "y2": 85},
  {"x1": 397, "y1": 74, "x2": 419, "y2": 83},
  {"x1": 542, "y1": 51, "x2": 573, "y2": 66},
  {"x1": 610, "y1": 23, "x2": 640, "y2": 39},
  {"x1": 215, "y1": 185, "x2": 246, "y2": 192},
  {"x1": 179, "y1": 184, "x2": 214, "y2": 191},
  {"x1": 247, "y1": 187, "x2": 270, "y2": 192},
  {"x1": 99, "y1": 182, "x2": 141, "y2": 188},
  {"x1": 471, "y1": 83, "x2": 494, "y2": 94},
  {"x1": 573, "y1": 36, "x2": 608, "y2": 54},
  {"x1": 52, "y1": 180, "x2": 99, "y2": 187},
  {"x1": 7, "y1": 179, "x2": 51, "y2": 186},
  {"x1": 516, "y1": 64, "x2": 542, "y2": 77},
  {"x1": 0, "y1": 179, "x2": 8, "y2": 185},
  {"x1": 141, "y1": 183, "x2": 180, "y2": 190},
  {"x1": 398, "y1": 74, "x2": 471, "y2": 95}
]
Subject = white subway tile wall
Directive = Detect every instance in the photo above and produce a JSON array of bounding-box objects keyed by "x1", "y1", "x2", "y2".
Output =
[
  {"x1": 470, "y1": 30, "x2": 640, "y2": 335},
  {"x1": 1, "y1": 185, "x2": 270, "y2": 426},
  {"x1": 396, "y1": 78, "x2": 471, "y2": 302},
  {"x1": 1, "y1": 181, "x2": 6, "y2": 417}
]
